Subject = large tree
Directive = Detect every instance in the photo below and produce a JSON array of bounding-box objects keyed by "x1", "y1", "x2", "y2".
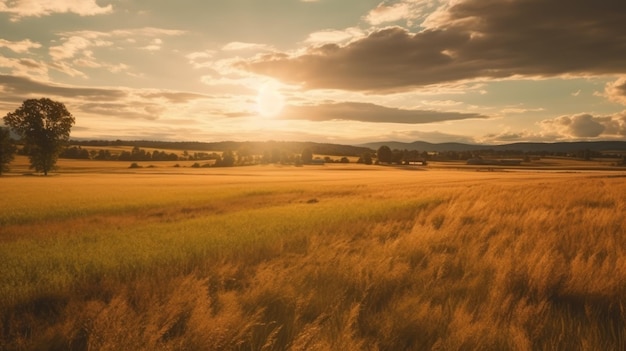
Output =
[
  {"x1": 377, "y1": 145, "x2": 393, "y2": 164},
  {"x1": 0, "y1": 127, "x2": 16, "y2": 175},
  {"x1": 300, "y1": 147, "x2": 313, "y2": 164},
  {"x1": 3, "y1": 98, "x2": 75, "y2": 176}
]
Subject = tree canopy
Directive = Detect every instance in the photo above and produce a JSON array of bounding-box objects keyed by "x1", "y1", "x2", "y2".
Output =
[
  {"x1": 0, "y1": 127, "x2": 16, "y2": 175},
  {"x1": 3, "y1": 98, "x2": 75, "y2": 175},
  {"x1": 301, "y1": 147, "x2": 313, "y2": 164},
  {"x1": 377, "y1": 145, "x2": 393, "y2": 164}
]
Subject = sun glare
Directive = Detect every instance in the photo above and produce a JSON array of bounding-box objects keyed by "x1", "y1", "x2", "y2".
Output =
[{"x1": 256, "y1": 82, "x2": 285, "y2": 117}]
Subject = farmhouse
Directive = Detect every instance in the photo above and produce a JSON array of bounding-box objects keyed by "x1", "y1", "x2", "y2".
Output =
[{"x1": 403, "y1": 158, "x2": 428, "y2": 166}]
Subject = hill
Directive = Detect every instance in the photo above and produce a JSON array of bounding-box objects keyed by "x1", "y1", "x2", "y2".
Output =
[
  {"x1": 359, "y1": 140, "x2": 626, "y2": 153},
  {"x1": 72, "y1": 139, "x2": 373, "y2": 156}
]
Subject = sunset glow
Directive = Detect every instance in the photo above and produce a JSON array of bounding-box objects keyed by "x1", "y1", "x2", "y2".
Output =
[{"x1": 256, "y1": 82, "x2": 285, "y2": 118}]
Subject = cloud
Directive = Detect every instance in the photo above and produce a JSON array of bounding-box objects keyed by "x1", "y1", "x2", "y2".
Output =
[
  {"x1": 0, "y1": 0, "x2": 112, "y2": 21},
  {"x1": 77, "y1": 102, "x2": 163, "y2": 121},
  {"x1": 541, "y1": 113, "x2": 626, "y2": 139},
  {"x1": 280, "y1": 101, "x2": 488, "y2": 124},
  {"x1": 49, "y1": 36, "x2": 107, "y2": 60},
  {"x1": 141, "y1": 38, "x2": 163, "y2": 51},
  {"x1": 0, "y1": 74, "x2": 214, "y2": 104},
  {"x1": 138, "y1": 91, "x2": 213, "y2": 104},
  {"x1": 605, "y1": 77, "x2": 626, "y2": 105},
  {"x1": 0, "y1": 74, "x2": 221, "y2": 125},
  {"x1": 46, "y1": 27, "x2": 184, "y2": 76},
  {"x1": 186, "y1": 50, "x2": 217, "y2": 69},
  {"x1": 0, "y1": 39, "x2": 41, "y2": 53},
  {"x1": 478, "y1": 129, "x2": 560, "y2": 144},
  {"x1": 222, "y1": 42, "x2": 272, "y2": 52},
  {"x1": 365, "y1": 2, "x2": 413, "y2": 25},
  {"x1": 237, "y1": 0, "x2": 626, "y2": 92},
  {"x1": 0, "y1": 57, "x2": 48, "y2": 79},
  {"x1": 0, "y1": 74, "x2": 126, "y2": 99},
  {"x1": 304, "y1": 28, "x2": 363, "y2": 45},
  {"x1": 500, "y1": 107, "x2": 545, "y2": 114}
]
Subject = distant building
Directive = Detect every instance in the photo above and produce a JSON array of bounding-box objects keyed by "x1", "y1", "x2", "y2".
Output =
[{"x1": 403, "y1": 159, "x2": 428, "y2": 166}]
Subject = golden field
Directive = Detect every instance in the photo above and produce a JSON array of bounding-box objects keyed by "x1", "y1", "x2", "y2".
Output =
[{"x1": 1, "y1": 160, "x2": 626, "y2": 350}]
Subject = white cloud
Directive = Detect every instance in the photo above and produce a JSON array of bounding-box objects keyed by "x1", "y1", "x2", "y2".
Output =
[
  {"x1": 366, "y1": 2, "x2": 413, "y2": 25},
  {"x1": 365, "y1": 0, "x2": 444, "y2": 26},
  {"x1": 222, "y1": 42, "x2": 272, "y2": 52},
  {"x1": 0, "y1": 0, "x2": 112, "y2": 21},
  {"x1": 304, "y1": 28, "x2": 364, "y2": 45}
]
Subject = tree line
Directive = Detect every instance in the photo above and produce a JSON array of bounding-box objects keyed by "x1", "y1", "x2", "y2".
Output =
[{"x1": 2, "y1": 98, "x2": 624, "y2": 175}]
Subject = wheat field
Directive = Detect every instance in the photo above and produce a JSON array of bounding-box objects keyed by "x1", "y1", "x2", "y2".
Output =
[{"x1": 1, "y1": 164, "x2": 625, "y2": 350}]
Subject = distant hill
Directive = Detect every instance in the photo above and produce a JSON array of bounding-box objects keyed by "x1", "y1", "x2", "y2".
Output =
[
  {"x1": 359, "y1": 141, "x2": 626, "y2": 153},
  {"x1": 70, "y1": 139, "x2": 626, "y2": 156},
  {"x1": 72, "y1": 139, "x2": 373, "y2": 157}
]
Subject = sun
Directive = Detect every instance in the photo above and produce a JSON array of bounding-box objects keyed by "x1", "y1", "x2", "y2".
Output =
[{"x1": 256, "y1": 82, "x2": 285, "y2": 117}]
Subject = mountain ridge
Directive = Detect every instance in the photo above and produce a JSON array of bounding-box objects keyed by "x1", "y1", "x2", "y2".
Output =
[{"x1": 358, "y1": 141, "x2": 626, "y2": 153}]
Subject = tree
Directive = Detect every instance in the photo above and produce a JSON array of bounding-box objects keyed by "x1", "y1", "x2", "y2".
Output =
[
  {"x1": 301, "y1": 147, "x2": 313, "y2": 164},
  {"x1": 3, "y1": 98, "x2": 75, "y2": 175},
  {"x1": 0, "y1": 127, "x2": 16, "y2": 175},
  {"x1": 357, "y1": 152, "x2": 373, "y2": 165},
  {"x1": 377, "y1": 145, "x2": 392, "y2": 164},
  {"x1": 216, "y1": 150, "x2": 235, "y2": 167}
]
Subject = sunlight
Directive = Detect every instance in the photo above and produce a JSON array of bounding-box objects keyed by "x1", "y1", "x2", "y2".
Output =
[{"x1": 256, "y1": 82, "x2": 285, "y2": 117}]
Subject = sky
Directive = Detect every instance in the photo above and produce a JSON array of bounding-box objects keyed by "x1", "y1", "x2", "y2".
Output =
[{"x1": 1, "y1": 0, "x2": 626, "y2": 145}]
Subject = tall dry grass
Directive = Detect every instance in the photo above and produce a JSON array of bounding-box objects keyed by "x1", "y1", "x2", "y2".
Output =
[{"x1": 1, "y1": 168, "x2": 625, "y2": 350}]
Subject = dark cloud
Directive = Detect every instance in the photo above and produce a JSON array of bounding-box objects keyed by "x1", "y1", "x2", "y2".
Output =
[
  {"x1": 0, "y1": 74, "x2": 126, "y2": 99},
  {"x1": 281, "y1": 101, "x2": 487, "y2": 124},
  {"x1": 238, "y1": 0, "x2": 626, "y2": 92},
  {"x1": 139, "y1": 91, "x2": 213, "y2": 103},
  {"x1": 568, "y1": 115, "x2": 605, "y2": 138}
]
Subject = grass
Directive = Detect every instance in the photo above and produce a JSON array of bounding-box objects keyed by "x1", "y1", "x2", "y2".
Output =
[{"x1": 1, "y1": 165, "x2": 626, "y2": 350}]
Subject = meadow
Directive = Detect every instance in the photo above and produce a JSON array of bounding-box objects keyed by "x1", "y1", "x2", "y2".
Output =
[{"x1": 1, "y1": 161, "x2": 626, "y2": 350}]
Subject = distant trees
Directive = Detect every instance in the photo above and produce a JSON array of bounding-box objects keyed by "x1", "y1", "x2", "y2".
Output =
[
  {"x1": 115, "y1": 146, "x2": 179, "y2": 162},
  {"x1": 3, "y1": 98, "x2": 75, "y2": 175},
  {"x1": 0, "y1": 127, "x2": 16, "y2": 175},
  {"x1": 377, "y1": 145, "x2": 392, "y2": 164},
  {"x1": 60, "y1": 146, "x2": 89, "y2": 159},
  {"x1": 216, "y1": 150, "x2": 235, "y2": 167},
  {"x1": 357, "y1": 152, "x2": 373, "y2": 165},
  {"x1": 301, "y1": 148, "x2": 313, "y2": 164}
]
